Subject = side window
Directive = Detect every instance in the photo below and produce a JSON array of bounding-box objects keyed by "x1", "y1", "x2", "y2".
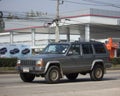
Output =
[
  {"x1": 82, "y1": 44, "x2": 93, "y2": 54},
  {"x1": 69, "y1": 44, "x2": 80, "y2": 55},
  {"x1": 93, "y1": 44, "x2": 106, "y2": 54}
]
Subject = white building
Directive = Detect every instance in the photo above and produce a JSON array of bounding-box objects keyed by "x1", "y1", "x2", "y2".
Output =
[{"x1": 0, "y1": 8, "x2": 120, "y2": 47}]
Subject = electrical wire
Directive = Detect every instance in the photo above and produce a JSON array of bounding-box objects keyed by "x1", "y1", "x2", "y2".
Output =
[
  {"x1": 83, "y1": 0, "x2": 120, "y2": 8},
  {"x1": 64, "y1": 0, "x2": 109, "y2": 6},
  {"x1": 61, "y1": 0, "x2": 120, "y2": 8},
  {"x1": 1, "y1": 0, "x2": 119, "y2": 32},
  {"x1": 51, "y1": 0, "x2": 109, "y2": 6}
]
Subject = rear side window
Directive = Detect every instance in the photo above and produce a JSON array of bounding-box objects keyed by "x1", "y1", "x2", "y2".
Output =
[
  {"x1": 93, "y1": 44, "x2": 106, "y2": 54},
  {"x1": 82, "y1": 44, "x2": 93, "y2": 54}
]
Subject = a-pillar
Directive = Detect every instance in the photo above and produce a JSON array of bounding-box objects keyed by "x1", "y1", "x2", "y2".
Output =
[
  {"x1": 10, "y1": 31, "x2": 13, "y2": 44},
  {"x1": 85, "y1": 24, "x2": 90, "y2": 42},
  {"x1": 31, "y1": 28, "x2": 35, "y2": 46}
]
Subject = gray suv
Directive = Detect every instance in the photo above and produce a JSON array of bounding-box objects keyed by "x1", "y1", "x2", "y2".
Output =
[{"x1": 16, "y1": 41, "x2": 111, "y2": 83}]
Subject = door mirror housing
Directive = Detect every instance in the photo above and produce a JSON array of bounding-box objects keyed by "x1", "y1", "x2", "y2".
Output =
[{"x1": 68, "y1": 51, "x2": 73, "y2": 56}]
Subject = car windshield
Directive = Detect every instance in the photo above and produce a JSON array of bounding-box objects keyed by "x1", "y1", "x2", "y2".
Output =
[{"x1": 42, "y1": 44, "x2": 69, "y2": 54}]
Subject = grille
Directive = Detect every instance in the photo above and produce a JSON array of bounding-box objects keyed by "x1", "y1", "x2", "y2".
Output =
[{"x1": 21, "y1": 60, "x2": 36, "y2": 66}]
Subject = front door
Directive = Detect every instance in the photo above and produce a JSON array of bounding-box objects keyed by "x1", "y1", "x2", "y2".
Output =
[{"x1": 62, "y1": 44, "x2": 82, "y2": 73}]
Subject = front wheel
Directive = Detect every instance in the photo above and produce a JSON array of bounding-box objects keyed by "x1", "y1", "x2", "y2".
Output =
[
  {"x1": 20, "y1": 73, "x2": 35, "y2": 82},
  {"x1": 90, "y1": 65, "x2": 104, "y2": 81},
  {"x1": 45, "y1": 66, "x2": 61, "y2": 84}
]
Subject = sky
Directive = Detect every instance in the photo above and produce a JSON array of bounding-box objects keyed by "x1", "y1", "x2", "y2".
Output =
[{"x1": 0, "y1": 0, "x2": 120, "y2": 17}]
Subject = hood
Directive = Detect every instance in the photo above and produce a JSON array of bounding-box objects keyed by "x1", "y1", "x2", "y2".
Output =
[{"x1": 19, "y1": 54, "x2": 65, "y2": 60}]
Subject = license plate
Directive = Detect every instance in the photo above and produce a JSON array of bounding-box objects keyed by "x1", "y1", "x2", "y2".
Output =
[{"x1": 23, "y1": 67, "x2": 29, "y2": 72}]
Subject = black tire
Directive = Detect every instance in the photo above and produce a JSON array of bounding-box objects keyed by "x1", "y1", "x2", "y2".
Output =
[
  {"x1": 45, "y1": 66, "x2": 60, "y2": 84},
  {"x1": 90, "y1": 65, "x2": 104, "y2": 81},
  {"x1": 20, "y1": 73, "x2": 35, "y2": 82},
  {"x1": 66, "y1": 73, "x2": 78, "y2": 80}
]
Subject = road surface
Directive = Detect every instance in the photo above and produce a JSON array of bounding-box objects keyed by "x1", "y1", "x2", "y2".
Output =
[{"x1": 0, "y1": 70, "x2": 120, "y2": 96}]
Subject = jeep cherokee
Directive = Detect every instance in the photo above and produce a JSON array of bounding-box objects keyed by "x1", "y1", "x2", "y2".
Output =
[{"x1": 16, "y1": 41, "x2": 111, "y2": 83}]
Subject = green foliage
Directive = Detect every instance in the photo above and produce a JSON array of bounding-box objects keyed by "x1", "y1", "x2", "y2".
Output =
[
  {"x1": 110, "y1": 58, "x2": 120, "y2": 65},
  {"x1": 0, "y1": 58, "x2": 17, "y2": 67}
]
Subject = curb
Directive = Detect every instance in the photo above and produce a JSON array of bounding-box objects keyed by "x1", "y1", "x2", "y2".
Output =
[
  {"x1": 0, "y1": 70, "x2": 17, "y2": 74},
  {"x1": 107, "y1": 68, "x2": 120, "y2": 70}
]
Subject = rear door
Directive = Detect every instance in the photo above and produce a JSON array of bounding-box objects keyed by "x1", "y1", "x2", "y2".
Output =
[
  {"x1": 80, "y1": 43, "x2": 94, "y2": 70},
  {"x1": 93, "y1": 43, "x2": 109, "y2": 62}
]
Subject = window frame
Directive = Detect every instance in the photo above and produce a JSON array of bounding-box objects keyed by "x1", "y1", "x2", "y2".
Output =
[{"x1": 68, "y1": 44, "x2": 81, "y2": 55}]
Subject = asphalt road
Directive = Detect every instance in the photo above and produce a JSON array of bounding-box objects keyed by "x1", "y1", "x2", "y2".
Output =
[{"x1": 0, "y1": 70, "x2": 120, "y2": 96}]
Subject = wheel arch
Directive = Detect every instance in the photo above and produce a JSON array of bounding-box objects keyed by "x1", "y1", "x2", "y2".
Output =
[
  {"x1": 91, "y1": 59, "x2": 104, "y2": 70},
  {"x1": 44, "y1": 61, "x2": 63, "y2": 77}
]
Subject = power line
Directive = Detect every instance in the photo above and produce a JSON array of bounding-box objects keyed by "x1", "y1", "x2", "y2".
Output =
[
  {"x1": 83, "y1": 0, "x2": 120, "y2": 8},
  {"x1": 64, "y1": 0, "x2": 108, "y2": 6},
  {"x1": 61, "y1": 0, "x2": 120, "y2": 8},
  {"x1": 52, "y1": 0, "x2": 108, "y2": 6}
]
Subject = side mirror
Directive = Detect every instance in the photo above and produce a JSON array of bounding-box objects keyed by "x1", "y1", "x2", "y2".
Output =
[{"x1": 68, "y1": 51, "x2": 73, "y2": 56}]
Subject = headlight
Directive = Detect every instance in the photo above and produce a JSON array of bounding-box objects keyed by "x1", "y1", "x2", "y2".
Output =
[
  {"x1": 36, "y1": 59, "x2": 44, "y2": 67},
  {"x1": 17, "y1": 60, "x2": 21, "y2": 66}
]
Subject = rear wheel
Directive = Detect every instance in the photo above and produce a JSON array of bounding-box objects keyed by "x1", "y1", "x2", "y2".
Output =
[
  {"x1": 90, "y1": 65, "x2": 104, "y2": 81},
  {"x1": 45, "y1": 66, "x2": 61, "y2": 84},
  {"x1": 66, "y1": 73, "x2": 78, "y2": 80},
  {"x1": 20, "y1": 73, "x2": 35, "y2": 82}
]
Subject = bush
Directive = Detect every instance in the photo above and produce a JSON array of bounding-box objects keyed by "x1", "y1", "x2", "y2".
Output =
[
  {"x1": 110, "y1": 57, "x2": 120, "y2": 65},
  {"x1": 0, "y1": 58, "x2": 17, "y2": 67}
]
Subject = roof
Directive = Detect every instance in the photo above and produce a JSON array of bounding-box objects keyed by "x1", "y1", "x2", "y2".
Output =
[{"x1": 61, "y1": 8, "x2": 120, "y2": 19}]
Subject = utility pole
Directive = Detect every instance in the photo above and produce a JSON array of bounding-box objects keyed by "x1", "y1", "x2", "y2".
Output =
[
  {"x1": 55, "y1": 0, "x2": 60, "y2": 42},
  {"x1": 0, "y1": 11, "x2": 5, "y2": 32}
]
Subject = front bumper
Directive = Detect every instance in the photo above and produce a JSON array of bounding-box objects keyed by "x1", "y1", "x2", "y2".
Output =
[{"x1": 16, "y1": 66, "x2": 45, "y2": 75}]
